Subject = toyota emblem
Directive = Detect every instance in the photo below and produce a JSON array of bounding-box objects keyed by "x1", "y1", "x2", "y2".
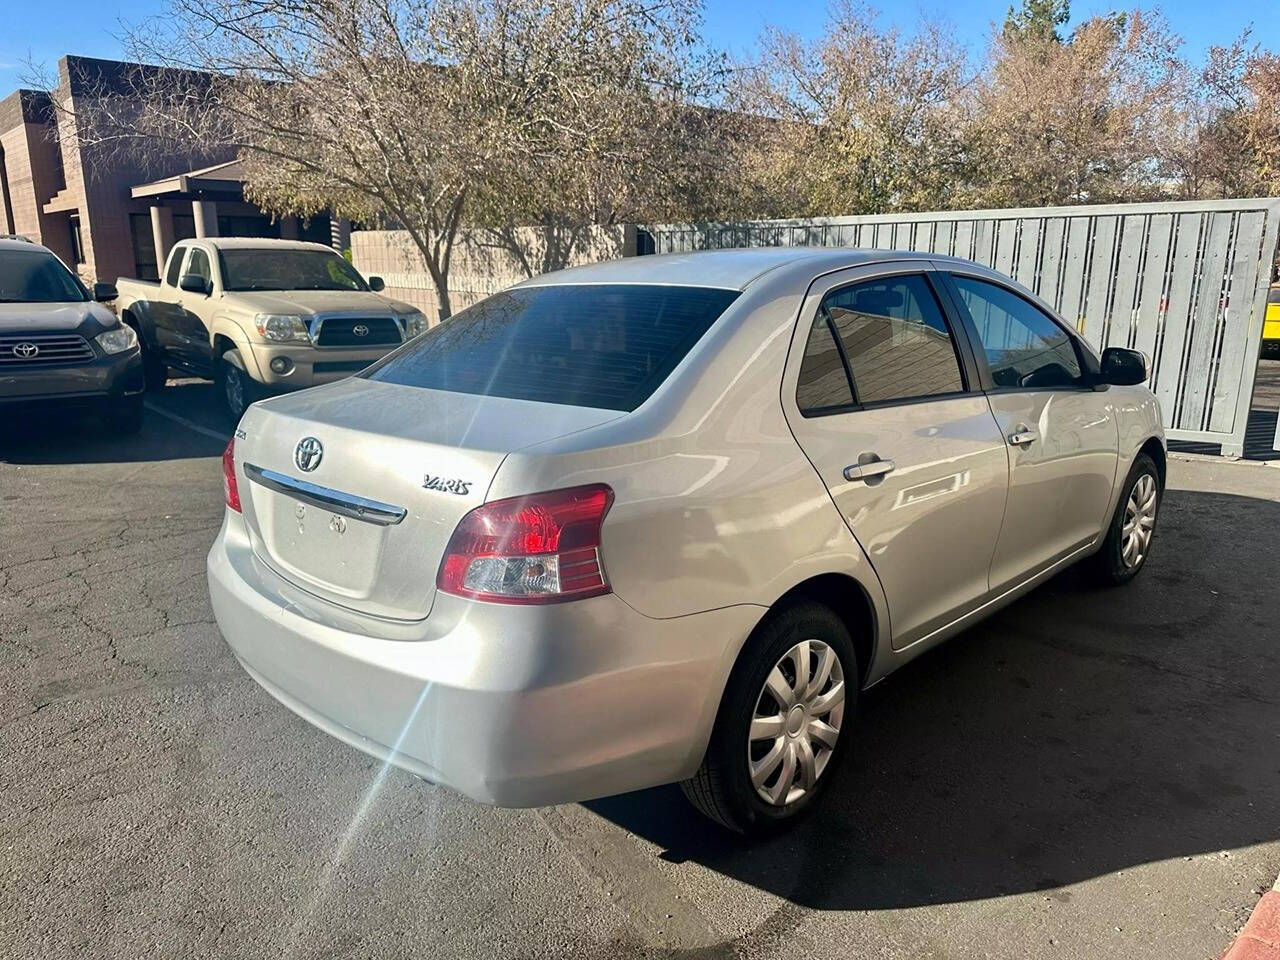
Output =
[
  {"x1": 294, "y1": 436, "x2": 323, "y2": 472},
  {"x1": 352, "y1": 324, "x2": 369, "y2": 338},
  {"x1": 13, "y1": 342, "x2": 39, "y2": 359}
]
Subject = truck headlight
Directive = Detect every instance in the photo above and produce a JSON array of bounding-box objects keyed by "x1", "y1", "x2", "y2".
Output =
[
  {"x1": 255, "y1": 314, "x2": 311, "y2": 343},
  {"x1": 402, "y1": 310, "x2": 428, "y2": 339},
  {"x1": 95, "y1": 323, "x2": 138, "y2": 355}
]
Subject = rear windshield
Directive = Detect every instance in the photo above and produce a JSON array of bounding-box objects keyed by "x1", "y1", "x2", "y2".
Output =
[
  {"x1": 0, "y1": 249, "x2": 87, "y2": 303},
  {"x1": 362, "y1": 283, "x2": 740, "y2": 411}
]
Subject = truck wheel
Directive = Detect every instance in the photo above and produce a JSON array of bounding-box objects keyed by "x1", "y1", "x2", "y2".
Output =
[
  {"x1": 106, "y1": 396, "x2": 144, "y2": 436},
  {"x1": 216, "y1": 349, "x2": 258, "y2": 424},
  {"x1": 138, "y1": 339, "x2": 168, "y2": 391}
]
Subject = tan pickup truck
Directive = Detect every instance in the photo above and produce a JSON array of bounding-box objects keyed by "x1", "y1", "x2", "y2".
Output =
[{"x1": 114, "y1": 238, "x2": 427, "y2": 421}]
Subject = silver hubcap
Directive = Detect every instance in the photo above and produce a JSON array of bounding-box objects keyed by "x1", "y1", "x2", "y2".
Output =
[
  {"x1": 1122, "y1": 473, "x2": 1158, "y2": 568},
  {"x1": 225, "y1": 365, "x2": 244, "y2": 414},
  {"x1": 748, "y1": 639, "x2": 845, "y2": 807}
]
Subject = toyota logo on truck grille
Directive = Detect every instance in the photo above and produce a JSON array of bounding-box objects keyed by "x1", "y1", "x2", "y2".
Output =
[{"x1": 12, "y1": 342, "x2": 39, "y2": 359}]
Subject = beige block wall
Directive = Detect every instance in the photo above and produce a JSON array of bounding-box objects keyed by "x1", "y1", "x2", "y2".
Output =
[{"x1": 351, "y1": 225, "x2": 631, "y2": 323}]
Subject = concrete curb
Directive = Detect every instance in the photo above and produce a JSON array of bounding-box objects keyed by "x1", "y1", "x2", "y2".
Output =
[{"x1": 1220, "y1": 876, "x2": 1280, "y2": 960}]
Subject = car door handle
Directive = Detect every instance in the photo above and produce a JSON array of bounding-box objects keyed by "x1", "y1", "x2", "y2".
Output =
[
  {"x1": 844, "y1": 459, "x2": 896, "y2": 482},
  {"x1": 1007, "y1": 427, "x2": 1040, "y2": 446}
]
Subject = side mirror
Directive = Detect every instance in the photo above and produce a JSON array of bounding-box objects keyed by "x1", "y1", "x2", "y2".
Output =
[
  {"x1": 93, "y1": 282, "x2": 118, "y2": 302},
  {"x1": 1099, "y1": 346, "x2": 1148, "y2": 386},
  {"x1": 179, "y1": 273, "x2": 211, "y2": 295},
  {"x1": 368, "y1": 275, "x2": 385, "y2": 292}
]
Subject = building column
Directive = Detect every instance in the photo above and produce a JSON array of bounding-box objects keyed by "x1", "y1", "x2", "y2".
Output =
[
  {"x1": 329, "y1": 216, "x2": 350, "y2": 252},
  {"x1": 149, "y1": 205, "x2": 175, "y2": 275},
  {"x1": 192, "y1": 199, "x2": 219, "y2": 238},
  {"x1": 279, "y1": 215, "x2": 300, "y2": 240}
]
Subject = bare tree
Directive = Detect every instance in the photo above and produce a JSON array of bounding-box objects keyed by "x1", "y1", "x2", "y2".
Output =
[
  {"x1": 960, "y1": 9, "x2": 1186, "y2": 206},
  {"x1": 52, "y1": 0, "x2": 725, "y2": 319},
  {"x1": 730, "y1": 1, "x2": 970, "y2": 217}
]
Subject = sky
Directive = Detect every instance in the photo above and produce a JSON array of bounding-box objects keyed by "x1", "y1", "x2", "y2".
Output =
[{"x1": 2, "y1": 0, "x2": 1278, "y2": 93}]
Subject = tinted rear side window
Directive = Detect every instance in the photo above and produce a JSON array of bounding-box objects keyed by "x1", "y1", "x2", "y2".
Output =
[{"x1": 363, "y1": 284, "x2": 740, "y2": 411}]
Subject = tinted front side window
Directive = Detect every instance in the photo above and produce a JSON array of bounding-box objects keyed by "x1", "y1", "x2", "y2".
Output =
[
  {"x1": 0, "y1": 249, "x2": 87, "y2": 303},
  {"x1": 824, "y1": 274, "x2": 964, "y2": 405},
  {"x1": 165, "y1": 247, "x2": 185, "y2": 287},
  {"x1": 186, "y1": 249, "x2": 212, "y2": 285},
  {"x1": 951, "y1": 275, "x2": 1083, "y2": 389},
  {"x1": 364, "y1": 284, "x2": 740, "y2": 412}
]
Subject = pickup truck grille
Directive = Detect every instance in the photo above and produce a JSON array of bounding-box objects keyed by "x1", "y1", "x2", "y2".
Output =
[
  {"x1": 315, "y1": 317, "x2": 402, "y2": 348},
  {"x1": 0, "y1": 333, "x2": 96, "y2": 366}
]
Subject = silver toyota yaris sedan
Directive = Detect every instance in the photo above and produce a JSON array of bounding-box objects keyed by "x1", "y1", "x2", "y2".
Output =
[{"x1": 208, "y1": 248, "x2": 1165, "y2": 833}]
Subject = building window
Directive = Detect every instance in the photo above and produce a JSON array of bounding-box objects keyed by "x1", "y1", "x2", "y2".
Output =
[{"x1": 68, "y1": 215, "x2": 86, "y2": 264}]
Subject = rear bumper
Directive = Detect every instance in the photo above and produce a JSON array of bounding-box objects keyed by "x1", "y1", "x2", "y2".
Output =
[
  {"x1": 0, "y1": 348, "x2": 144, "y2": 407},
  {"x1": 207, "y1": 511, "x2": 760, "y2": 807}
]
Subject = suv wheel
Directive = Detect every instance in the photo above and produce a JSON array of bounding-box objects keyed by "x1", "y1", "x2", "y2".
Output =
[
  {"x1": 216, "y1": 349, "x2": 258, "y2": 424},
  {"x1": 681, "y1": 601, "x2": 856, "y2": 834},
  {"x1": 1088, "y1": 452, "x2": 1161, "y2": 586}
]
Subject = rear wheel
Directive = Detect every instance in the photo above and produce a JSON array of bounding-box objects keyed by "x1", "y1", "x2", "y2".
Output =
[
  {"x1": 1088, "y1": 452, "x2": 1161, "y2": 586},
  {"x1": 681, "y1": 601, "x2": 856, "y2": 834},
  {"x1": 216, "y1": 349, "x2": 259, "y2": 425}
]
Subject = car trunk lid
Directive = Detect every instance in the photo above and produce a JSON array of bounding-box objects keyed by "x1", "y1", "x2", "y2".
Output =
[{"x1": 235, "y1": 377, "x2": 623, "y2": 621}]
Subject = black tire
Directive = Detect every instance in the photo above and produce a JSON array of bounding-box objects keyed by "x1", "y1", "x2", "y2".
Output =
[
  {"x1": 216, "y1": 349, "x2": 258, "y2": 425},
  {"x1": 1087, "y1": 452, "x2": 1161, "y2": 586},
  {"x1": 681, "y1": 601, "x2": 857, "y2": 835},
  {"x1": 106, "y1": 396, "x2": 144, "y2": 435}
]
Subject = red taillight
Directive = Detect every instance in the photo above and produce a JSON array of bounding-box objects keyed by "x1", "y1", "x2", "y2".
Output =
[
  {"x1": 222, "y1": 438, "x2": 242, "y2": 513},
  {"x1": 437, "y1": 484, "x2": 614, "y2": 604}
]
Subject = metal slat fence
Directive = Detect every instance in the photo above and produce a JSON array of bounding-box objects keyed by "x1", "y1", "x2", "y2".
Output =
[{"x1": 646, "y1": 199, "x2": 1280, "y2": 456}]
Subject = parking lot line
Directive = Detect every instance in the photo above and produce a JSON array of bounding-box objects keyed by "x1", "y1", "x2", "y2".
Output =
[{"x1": 144, "y1": 398, "x2": 230, "y2": 443}]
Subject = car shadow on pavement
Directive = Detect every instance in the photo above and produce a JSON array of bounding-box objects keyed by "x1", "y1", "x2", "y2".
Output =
[
  {"x1": 0, "y1": 381, "x2": 227, "y2": 465},
  {"x1": 587, "y1": 487, "x2": 1280, "y2": 913}
]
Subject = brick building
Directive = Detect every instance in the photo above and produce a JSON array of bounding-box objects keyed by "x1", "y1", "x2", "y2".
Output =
[{"x1": 0, "y1": 55, "x2": 345, "y2": 285}]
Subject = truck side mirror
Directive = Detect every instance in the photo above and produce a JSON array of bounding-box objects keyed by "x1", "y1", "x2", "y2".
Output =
[
  {"x1": 1099, "y1": 347, "x2": 1148, "y2": 386},
  {"x1": 93, "y1": 282, "x2": 118, "y2": 302},
  {"x1": 368, "y1": 276, "x2": 385, "y2": 292},
  {"x1": 179, "y1": 273, "x2": 211, "y2": 296}
]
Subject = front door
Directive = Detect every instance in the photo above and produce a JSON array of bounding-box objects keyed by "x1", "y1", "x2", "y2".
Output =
[
  {"x1": 173, "y1": 246, "x2": 216, "y2": 374},
  {"x1": 942, "y1": 271, "x2": 1119, "y2": 591},
  {"x1": 783, "y1": 264, "x2": 1010, "y2": 650}
]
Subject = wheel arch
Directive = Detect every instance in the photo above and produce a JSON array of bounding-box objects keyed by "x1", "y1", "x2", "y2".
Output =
[
  {"x1": 1138, "y1": 435, "x2": 1166, "y2": 489},
  {"x1": 764, "y1": 573, "x2": 878, "y2": 690}
]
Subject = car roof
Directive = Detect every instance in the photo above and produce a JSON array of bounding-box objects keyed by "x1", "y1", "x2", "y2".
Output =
[
  {"x1": 0, "y1": 237, "x2": 52, "y2": 253},
  {"x1": 520, "y1": 247, "x2": 969, "y2": 292}
]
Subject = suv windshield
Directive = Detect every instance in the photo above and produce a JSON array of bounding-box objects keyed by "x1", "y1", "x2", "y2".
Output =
[
  {"x1": 0, "y1": 248, "x2": 87, "y2": 303},
  {"x1": 363, "y1": 283, "x2": 740, "y2": 411},
  {"x1": 219, "y1": 249, "x2": 370, "y2": 292}
]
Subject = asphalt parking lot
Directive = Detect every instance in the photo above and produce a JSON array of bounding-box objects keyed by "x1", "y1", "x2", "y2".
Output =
[{"x1": 3, "y1": 380, "x2": 1279, "y2": 960}]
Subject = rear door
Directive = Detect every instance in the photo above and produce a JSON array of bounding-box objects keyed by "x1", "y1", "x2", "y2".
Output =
[
  {"x1": 783, "y1": 263, "x2": 1010, "y2": 649},
  {"x1": 939, "y1": 269, "x2": 1118, "y2": 591}
]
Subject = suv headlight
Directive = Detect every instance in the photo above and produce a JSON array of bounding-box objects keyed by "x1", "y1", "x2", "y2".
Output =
[
  {"x1": 255, "y1": 314, "x2": 312, "y2": 343},
  {"x1": 95, "y1": 323, "x2": 138, "y2": 355},
  {"x1": 402, "y1": 310, "x2": 428, "y2": 339}
]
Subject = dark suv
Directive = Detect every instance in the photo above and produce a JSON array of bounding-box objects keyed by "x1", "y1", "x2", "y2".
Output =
[{"x1": 0, "y1": 237, "x2": 144, "y2": 433}]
